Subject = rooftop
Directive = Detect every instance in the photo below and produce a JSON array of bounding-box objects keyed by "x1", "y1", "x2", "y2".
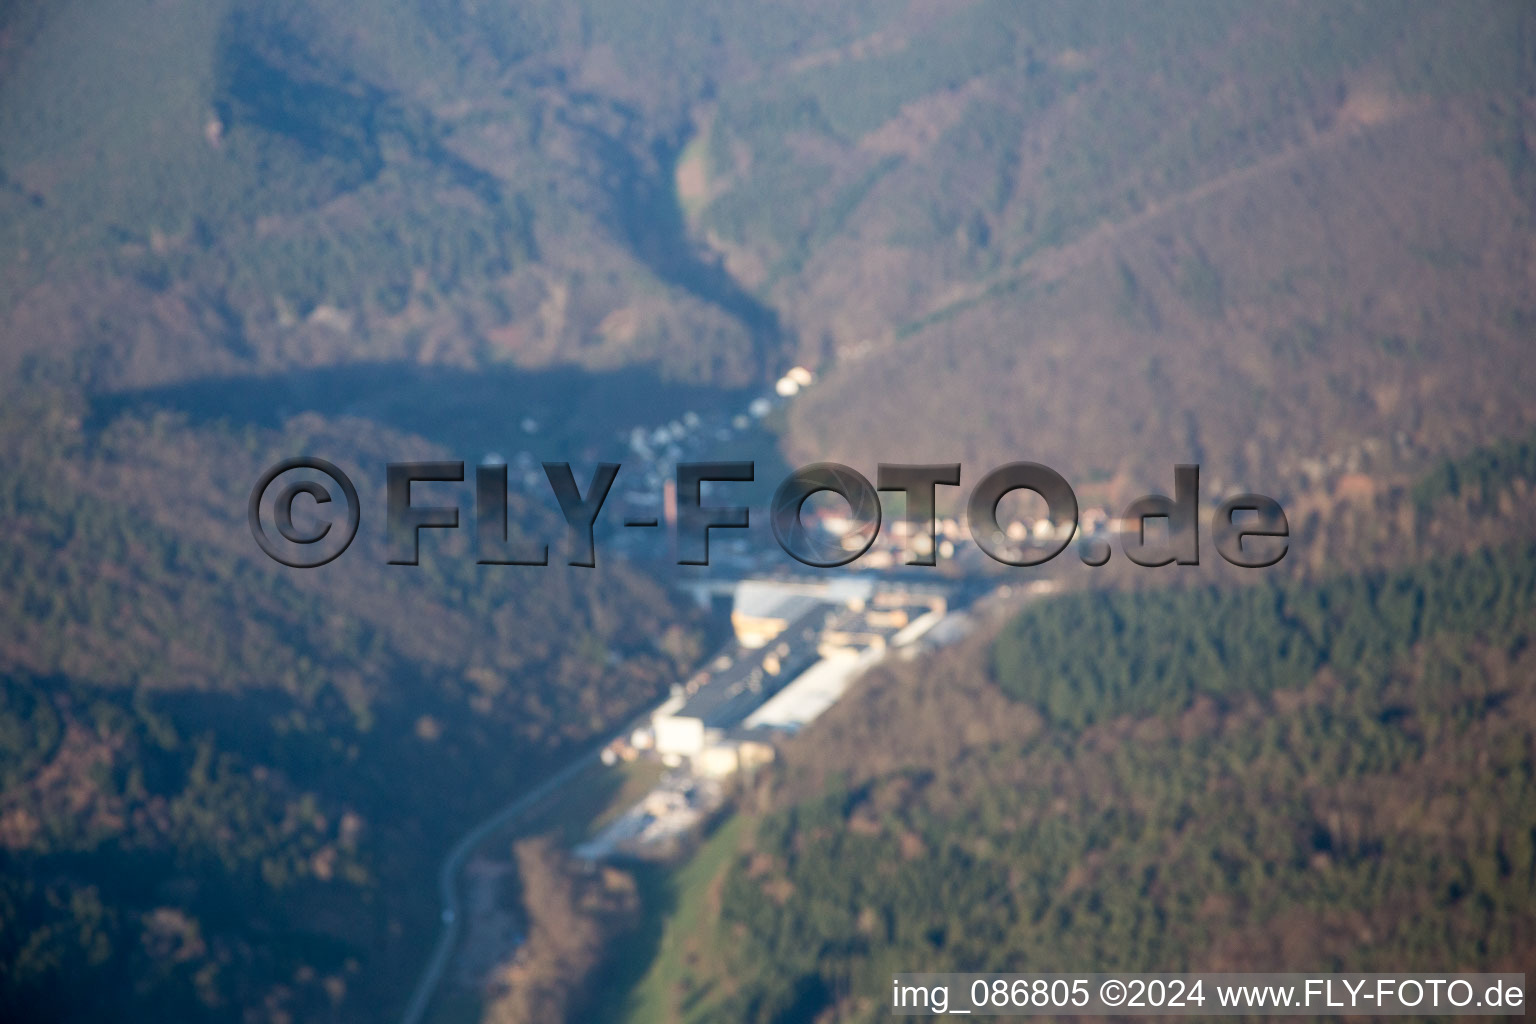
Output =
[
  {"x1": 743, "y1": 646, "x2": 883, "y2": 731},
  {"x1": 674, "y1": 605, "x2": 831, "y2": 728},
  {"x1": 731, "y1": 577, "x2": 875, "y2": 620},
  {"x1": 733, "y1": 591, "x2": 824, "y2": 625}
]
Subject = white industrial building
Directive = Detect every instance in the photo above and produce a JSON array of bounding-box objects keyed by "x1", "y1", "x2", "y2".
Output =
[
  {"x1": 650, "y1": 579, "x2": 946, "y2": 759},
  {"x1": 730, "y1": 578, "x2": 873, "y2": 648},
  {"x1": 652, "y1": 604, "x2": 830, "y2": 757},
  {"x1": 742, "y1": 647, "x2": 882, "y2": 732}
]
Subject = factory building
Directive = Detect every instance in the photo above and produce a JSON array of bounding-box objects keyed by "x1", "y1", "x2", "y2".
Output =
[
  {"x1": 652, "y1": 605, "x2": 830, "y2": 757},
  {"x1": 589, "y1": 579, "x2": 962, "y2": 861},
  {"x1": 646, "y1": 580, "x2": 949, "y2": 763},
  {"x1": 729, "y1": 578, "x2": 875, "y2": 647},
  {"x1": 742, "y1": 646, "x2": 884, "y2": 733}
]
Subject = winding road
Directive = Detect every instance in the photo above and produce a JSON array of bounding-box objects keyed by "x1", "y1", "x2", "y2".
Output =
[
  {"x1": 397, "y1": 578, "x2": 990, "y2": 1024},
  {"x1": 397, "y1": 743, "x2": 606, "y2": 1024}
]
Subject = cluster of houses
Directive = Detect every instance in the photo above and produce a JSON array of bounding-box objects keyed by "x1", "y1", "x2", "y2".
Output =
[
  {"x1": 607, "y1": 367, "x2": 817, "y2": 539},
  {"x1": 798, "y1": 501, "x2": 1130, "y2": 569}
]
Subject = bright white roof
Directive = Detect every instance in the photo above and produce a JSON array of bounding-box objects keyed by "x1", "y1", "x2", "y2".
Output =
[{"x1": 743, "y1": 647, "x2": 881, "y2": 731}]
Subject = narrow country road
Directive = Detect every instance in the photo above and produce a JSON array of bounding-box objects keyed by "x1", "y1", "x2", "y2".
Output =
[{"x1": 397, "y1": 743, "x2": 606, "y2": 1024}]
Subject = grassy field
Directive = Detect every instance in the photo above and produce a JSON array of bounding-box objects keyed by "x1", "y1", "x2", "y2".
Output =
[
  {"x1": 582, "y1": 814, "x2": 749, "y2": 1024},
  {"x1": 513, "y1": 758, "x2": 668, "y2": 847},
  {"x1": 427, "y1": 758, "x2": 670, "y2": 1024}
]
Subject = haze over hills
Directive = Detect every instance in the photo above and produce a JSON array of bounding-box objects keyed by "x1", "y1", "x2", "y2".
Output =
[
  {"x1": 683, "y1": 544, "x2": 1536, "y2": 1023},
  {"x1": 3, "y1": 1, "x2": 1530, "y2": 490},
  {"x1": 714, "y1": 2, "x2": 1536, "y2": 494},
  {"x1": 0, "y1": 1, "x2": 1533, "y2": 1022}
]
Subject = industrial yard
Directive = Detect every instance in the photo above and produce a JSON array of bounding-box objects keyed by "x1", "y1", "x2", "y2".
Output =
[{"x1": 575, "y1": 577, "x2": 959, "y2": 861}]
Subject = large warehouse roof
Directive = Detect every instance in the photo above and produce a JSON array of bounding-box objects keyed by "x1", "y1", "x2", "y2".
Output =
[
  {"x1": 743, "y1": 646, "x2": 883, "y2": 732},
  {"x1": 731, "y1": 578, "x2": 874, "y2": 619},
  {"x1": 674, "y1": 605, "x2": 830, "y2": 728}
]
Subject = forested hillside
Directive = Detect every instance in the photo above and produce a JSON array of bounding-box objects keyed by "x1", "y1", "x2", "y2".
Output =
[
  {"x1": 2, "y1": 1, "x2": 1533, "y2": 1021},
  {"x1": 3, "y1": 0, "x2": 1532, "y2": 498},
  {"x1": 0, "y1": 385, "x2": 705, "y2": 1019},
  {"x1": 768, "y1": 0, "x2": 1536, "y2": 497},
  {"x1": 0, "y1": 0, "x2": 780, "y2": 1014},
  {"x1": 687, "y1": 545, "x2": 1536, "y2": 1022},
  {"x1": 0, "y1": 0, "x2": 874, "y2": 390}
]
